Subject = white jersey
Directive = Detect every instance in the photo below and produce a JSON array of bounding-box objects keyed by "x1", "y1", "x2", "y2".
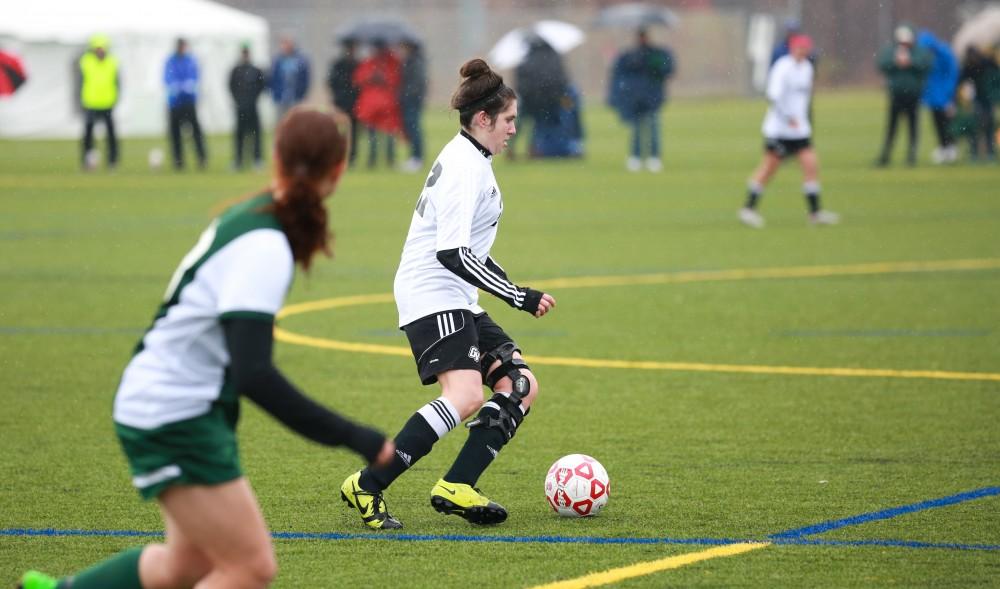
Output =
[
  {"x1": 762, "y1": 55, "x2": 813, "y2": 139},
  {"x1": 394, "y1": 132, "x2": 508, "y2": 327},
  {"x1": 114, "y1": 194, "x2": 293, "y2": 429}
]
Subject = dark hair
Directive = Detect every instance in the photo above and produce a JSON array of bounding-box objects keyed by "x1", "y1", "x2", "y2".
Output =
[
  {"x1": 450, "y1": 58, "x2": 517, "y2": 127},
  {"x1": 268, "y1": 107, "x2": 349, "y2": 271}
]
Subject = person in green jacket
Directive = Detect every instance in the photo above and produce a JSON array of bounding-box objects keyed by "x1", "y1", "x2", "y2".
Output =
[
  {"x1": 875, "y1": 25, "x2": 932, "y2": 167},
  {"x1": 77, "y1": 34, "x2": 120, "y2": 170}
]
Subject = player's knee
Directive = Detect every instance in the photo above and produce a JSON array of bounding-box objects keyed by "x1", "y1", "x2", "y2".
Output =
[
  {"x1": 444, "y1": 385, "x2": 485, "y2": 419},
  {"x1": 239, "y1": 548, "x2": 278, "y2": 586}
]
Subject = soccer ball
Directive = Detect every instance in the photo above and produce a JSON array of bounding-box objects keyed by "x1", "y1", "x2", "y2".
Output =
[
  {"x1": 544, "y1": 454, "x2": 610, "y2": 517},
  {"x1": 148, "y1": 148, "x2": 165, "y2": 170}
]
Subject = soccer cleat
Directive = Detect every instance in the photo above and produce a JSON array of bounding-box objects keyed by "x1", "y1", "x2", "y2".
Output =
[
  {"x1": 18, "y1": 571, "x2": 58, "y2": 589},
  {"x1": 809, "y1": 210, "x2": 840, "y2": 226},
  {"x1": 738, "y1": 207, "x2": 765, "y2": 228},
  {"x1": 430, "y1": 479, "x2": 508, "y2": 525},
  {"x1": 340, "y1": 470, "x2": 402, "y2": 530}
]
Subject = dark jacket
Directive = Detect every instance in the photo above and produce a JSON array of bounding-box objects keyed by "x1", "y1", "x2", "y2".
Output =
[
  {"x1": 229, "y1": 61, "x2": 266, "y2": 111},
  {"x1": 608, "y1": 44, "x2": 675, "y2": 120},
  {"x1": 877, "y1": 42, "x2": 932, "y2": 100},
  {"x1": 327, "y1": 55, "x2": 359, "y2": 112},
  {"x1": 399, "y1": 50, "x2": 427, "y2": 107},
  {"x1": 270, "y1": 50, "x2": 310, "y2": 106},
  {"x1": 960, "y1": 49, "x2": 1000, "y2": 106},
  {"x1": 516, "y1": 41, "x2": 568, "y2": 123}
]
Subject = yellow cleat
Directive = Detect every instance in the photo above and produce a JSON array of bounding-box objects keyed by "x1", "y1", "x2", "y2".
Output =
[
  {"x1": 430, "y1": 479, "x2": 508, "y2": 525},
  {"x1": 340, "y1": 470, "x2": 402, "y2": 530},
  {"x1": 18, "y1": 571, "x2": 58, "y2": 589}
]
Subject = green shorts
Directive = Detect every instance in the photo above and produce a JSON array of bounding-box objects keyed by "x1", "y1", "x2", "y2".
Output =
[{"x1": 115, "y1": 404, "x2": 242, "y2": 500}]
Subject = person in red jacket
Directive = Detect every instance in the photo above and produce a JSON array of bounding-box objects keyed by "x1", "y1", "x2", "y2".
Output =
[{"x1": 353, "y1": 39, "x2": 402, "y2": 168}]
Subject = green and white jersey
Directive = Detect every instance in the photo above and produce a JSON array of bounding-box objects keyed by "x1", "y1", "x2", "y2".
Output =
[{"x1": 114, "y1": 194, "x2": 293, "y2": 430}]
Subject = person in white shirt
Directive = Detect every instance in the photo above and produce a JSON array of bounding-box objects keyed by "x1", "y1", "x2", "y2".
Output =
[
  {"x1": 739, "y1": 34, "x2": 839, "y2": 228},
  {"x1": 341, "y1": 58, "x2": 556, "y2": 530}
]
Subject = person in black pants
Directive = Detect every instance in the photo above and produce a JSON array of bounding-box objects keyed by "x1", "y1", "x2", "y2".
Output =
[
  {"x1": 327, "y1": 38, "x2": 360, "y2": 166},
  {"x1": 875, "y1": 26, "x2": 932, "y2": 167},
  {"x1": 164, "y1": 38, "x2": 206, "y2": 170},
  {"x1": 960, "y1": 46, "x2": 999, "y2": 161},
  {"x1": 229, "y1": 44, "x2": 266, "y2": 170}
]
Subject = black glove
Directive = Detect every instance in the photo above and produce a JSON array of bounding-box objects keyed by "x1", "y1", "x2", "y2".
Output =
[{"x1": 520, "y1": 287, "x2": 544, "y2": 316}]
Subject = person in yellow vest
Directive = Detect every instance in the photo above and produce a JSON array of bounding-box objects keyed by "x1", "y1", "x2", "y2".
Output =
[{"x1": 77, "y1": 34, "x2": 120, "y2": 170}]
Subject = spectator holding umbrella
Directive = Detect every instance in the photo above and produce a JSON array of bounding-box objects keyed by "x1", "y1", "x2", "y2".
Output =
[
  {"x1": 959, "y1": 46, "x2": 999, "y2": 162},
  {"x1": 271, "y1": 36, "x2": 310, "y2": 121},
  {"x1": 607, "y1": 28, "x2": 675, "y2": 172},
  {"x1": 328, "y1": 37, "x2": 361, "y2": 166},
  {"x1": 353, "y1": 39, "x2": 402, "y2": 169},
  {"x1": 164, "y1": 37, "x2": 207, "y2": 171},
  {"x1": 77, "y1": 34, "x2": 120, "y2": 171},
  {"x1": 229, "y1": 43, "x2": 267, "y2": 170}
]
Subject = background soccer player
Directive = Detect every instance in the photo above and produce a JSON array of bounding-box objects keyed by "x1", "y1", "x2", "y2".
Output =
[
  {"x1": 739, "y1": 34, "x2": 839, "y2": 229},
  {"x1": 341, "y1": 58, "x2": 556, "y2": 529},
  {"x1": 20, "y1": 108, "x2": 394, "y2": 589}
]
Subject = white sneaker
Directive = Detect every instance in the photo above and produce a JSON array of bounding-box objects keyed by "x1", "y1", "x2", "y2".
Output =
[
  {"x1": 738, "y1": 207, "x2": 765, "y2": 228},
  {"x1": 809, "y1": 210, "x2": 840, "y2": 226},
  {"x1": 645, "y1": 157, "x2": 662, "y2": 172},
  {"x1": 626, "y1": 156, "x2": 641, "y2": 172},
  {"x1": 401, "y1": 158, "x2": 423, "y2": 173},
  {"x1": 944, "y1": 145, "x2": 959, "y2": 163},
  {"x1": 931, "y1": 147, "x2": 946, "y2": 165}
]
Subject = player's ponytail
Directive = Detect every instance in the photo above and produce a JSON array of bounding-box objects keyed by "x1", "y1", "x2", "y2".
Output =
[
  {"x1": 450, "y1": 58, "x2": 517, "y2": 127},
  {"x1": 269, "y1": 107, "x2": 349, "y2": 271}
]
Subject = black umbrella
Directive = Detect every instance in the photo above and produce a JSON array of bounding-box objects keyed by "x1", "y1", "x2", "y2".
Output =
[
  {"x1": 335, "y1": 18, "x2": 421, "y2": 45},
  {"x1": 594, "y1": 3, "x2": 679, "y2": 28}
]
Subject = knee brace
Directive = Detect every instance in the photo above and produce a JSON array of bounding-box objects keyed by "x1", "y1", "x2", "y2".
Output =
[
  {"x1": 467, "y1": 342, "x2": 533, "y2": 441},
  {"x1": 465, "y1": 392, "x2": 525, "y2": 441},
  {"x1": 481, "y1": 341, "x2": 531, "y2": 403}
]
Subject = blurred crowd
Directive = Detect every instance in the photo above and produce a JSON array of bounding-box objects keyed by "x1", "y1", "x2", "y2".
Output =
[{"x1": 2, "y1": 10, "x2": 997, "y2": 173}]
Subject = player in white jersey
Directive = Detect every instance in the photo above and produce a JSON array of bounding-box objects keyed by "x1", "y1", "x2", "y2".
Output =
[
  {"x1": 341, "y1": 59, "x2": 556, "y2": 529},
  {"x1": 739, "y1": 34, "x2": 839, "y2": 229},
  {"x1": 19, "y1": 109, "x2": 394, "y2": 589}
]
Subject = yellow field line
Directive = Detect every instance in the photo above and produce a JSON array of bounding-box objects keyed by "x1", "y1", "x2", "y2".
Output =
[
  {"x1": 273, "y1": 258, "x2": 1000, "y2": 382},
  {"x1": 527, "y1": 542, "x2": 771, "y2": 589}
]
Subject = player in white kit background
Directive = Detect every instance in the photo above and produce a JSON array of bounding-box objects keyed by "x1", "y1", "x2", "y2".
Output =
[
  {"x1": 739, "y1": 34, "x2": 839, "y2": 229},
  {"x1": 341, "y1": 58, "x2": 556, "y2": 529}
]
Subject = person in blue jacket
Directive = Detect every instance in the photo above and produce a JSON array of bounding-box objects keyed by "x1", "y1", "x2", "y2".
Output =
[
  {"x1": 608, "y1": 28, "x2": 675, "y2": 172},
  {"x1": 271, "y1": 37, "x2": 311, "y2": 121},
  {"x1": 917, "y1": 30, "x2": 959, "y2": 164},
  {"x1": 164, "y1": 38, "x2": 207, "y2": 170}
]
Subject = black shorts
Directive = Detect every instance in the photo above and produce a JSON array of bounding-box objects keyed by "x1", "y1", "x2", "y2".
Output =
[
  {"x1": 403, "y1": 310, "x2": 516, "y2": 385},
  {"x1": 765, "y1": 137, "x2": 812, "y2": 158}
]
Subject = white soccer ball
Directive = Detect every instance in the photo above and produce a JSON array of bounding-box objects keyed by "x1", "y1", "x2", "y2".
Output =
[
  {"x1": 544, "y1": 454, "x2": 610, "y2": 517},
  {"x1": 148, "y1": 148, "x2": 165, "y2": 170}
]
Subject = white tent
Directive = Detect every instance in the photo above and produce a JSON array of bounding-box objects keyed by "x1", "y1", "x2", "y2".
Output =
[{"x1": 0, "y1": 0, "x2": 270, "y2": 138}]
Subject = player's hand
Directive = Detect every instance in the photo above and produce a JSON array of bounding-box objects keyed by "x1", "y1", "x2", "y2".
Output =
[
  {"x1": 373, "y1": 439, "x2": 396, "y2": 467},
  {"x1": 534, "y1": 293, "x2": 556, "y2": 318}
]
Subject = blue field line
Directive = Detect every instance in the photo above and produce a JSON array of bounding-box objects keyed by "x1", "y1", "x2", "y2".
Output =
[
  {"x1": 770, "y1": 486, "x2": 1000, "y2": 539},
  {"x1": 4, "y1": 528, "x2": 999, "y2": 552}
]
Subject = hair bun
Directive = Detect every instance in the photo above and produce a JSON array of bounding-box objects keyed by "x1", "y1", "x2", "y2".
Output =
[{"x1": 459, "y1": 58, "x2": 492, "y2": 79}]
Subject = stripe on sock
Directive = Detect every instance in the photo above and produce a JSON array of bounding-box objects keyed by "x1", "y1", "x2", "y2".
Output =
[{"x1": 418, "y1": 397, "x2": 461, "y2": 438}]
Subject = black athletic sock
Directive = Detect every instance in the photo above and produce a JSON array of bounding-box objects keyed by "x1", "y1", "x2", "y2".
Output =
[
  {"x1": 804, "y1": 181, "x2": 821, "y2": 214},
  {"x1": 445, "y1": 395, "x2": 525, "y2": 486},
  {"x1": 360, "y1": 397, "x2": 459, "y2": 492},
  {"x1": 745, "y1": 182, "x2": 762, "y2": 209}
]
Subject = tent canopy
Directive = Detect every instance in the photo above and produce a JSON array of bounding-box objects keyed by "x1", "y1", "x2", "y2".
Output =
[{"x1": 0, "y1": 0, "x2": 270, "y2": 139}]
